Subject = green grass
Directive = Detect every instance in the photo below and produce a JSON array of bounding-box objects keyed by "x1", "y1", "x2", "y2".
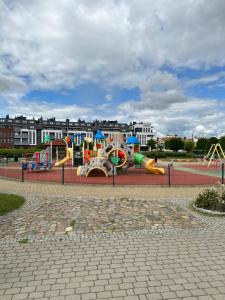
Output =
[
  {"x1": 0, "y1": 193, "x2": 25, "y2": 216},
  {"x1": 69, "y1": 219, "x2": 76, "y2": 227},
  {"x1": 18, "y1": 238, "x2": 29, "y2": 244}
]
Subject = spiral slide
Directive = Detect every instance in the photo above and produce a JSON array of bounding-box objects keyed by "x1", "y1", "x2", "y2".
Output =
[
  {"x1": 133, "y1": 153, "x2": 165, "y2": 175},
  {"x1": 55, "y1": 148, "x2": 73, "y2": 167}
]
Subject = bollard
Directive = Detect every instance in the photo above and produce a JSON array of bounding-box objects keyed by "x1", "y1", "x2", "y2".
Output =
[
  {"x1": 168, "y1": 164, "x2": 171, "y2": 187},
  {"x1": 222, "y1": 163, "x2": 224, "y2": 185},
  {"x1": 62, "y1": 164, "x2": 65, "y2": 185},
  {"x1": 112, "y1": 165, "x2": 115, "y2": 187}
]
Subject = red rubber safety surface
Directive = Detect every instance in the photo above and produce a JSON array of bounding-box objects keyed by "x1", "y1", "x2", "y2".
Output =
[{"x1": 0, "y1": 165, "x2": 220, "y2": 185}]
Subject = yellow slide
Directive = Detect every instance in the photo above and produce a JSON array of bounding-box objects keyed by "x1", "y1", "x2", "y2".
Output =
[
  {"x1": 133, "y1": 153, "x2": 165, "y2": 175},
  {"x1": 143, "y1": 158, "x2": 165, "y2": 175},
  {"x1": 55, "y1": 148, "x2": 73, "y2": 167}
]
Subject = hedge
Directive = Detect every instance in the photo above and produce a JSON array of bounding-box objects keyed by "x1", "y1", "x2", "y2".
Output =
[
  {"x1": 0, "y1": 148, "x2": 38, "y2": 158},
  {"x1": 142, "y1": 151, "x2": 198, "y2": 159}
]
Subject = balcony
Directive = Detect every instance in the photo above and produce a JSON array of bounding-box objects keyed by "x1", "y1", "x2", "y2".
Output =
[{"x1": 14, "y1": 140, "x2": 29, "y2": 146}]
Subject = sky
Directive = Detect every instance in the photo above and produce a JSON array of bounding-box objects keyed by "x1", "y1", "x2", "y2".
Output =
[{"x1": 1, "y1": 0, "x2": 225, "y2": 137}]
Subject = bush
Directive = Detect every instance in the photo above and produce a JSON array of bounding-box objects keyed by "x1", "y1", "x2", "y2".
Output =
[
  {"x1": 0, "y1": 148, "x2": 37, "y2": 159},
  {"x1": 143, "y1": 151, "x2": 195, "y2": 159},
  {"x1": 195, "y1": 185, "x2": 225, "y2": 212}
]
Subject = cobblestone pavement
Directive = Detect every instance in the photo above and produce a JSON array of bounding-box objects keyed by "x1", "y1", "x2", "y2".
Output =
[
  {"x1": 1, "y1": 179, "x2": 225, "y2": 299},
  {"x1": 0, "y1": 195, "x2": 203, "y2": 241}
]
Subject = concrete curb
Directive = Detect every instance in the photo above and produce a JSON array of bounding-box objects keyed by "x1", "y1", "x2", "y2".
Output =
[{"x1": 193, "y1": 204, "x2": 225, "y2": 216}]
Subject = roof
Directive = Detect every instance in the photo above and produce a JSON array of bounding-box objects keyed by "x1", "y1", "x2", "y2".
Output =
[
  {"x1": 45, "y1": 140, "x2": 66, "y2": 147},
  {"x1": 95, "y1": 130, "x2": 105, "y2": 140}
]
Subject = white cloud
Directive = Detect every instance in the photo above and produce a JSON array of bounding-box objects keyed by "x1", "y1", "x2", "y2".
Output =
[
  {"x1": 0, "y1": 94, "x2": 91, "y2": 120},
  {"x1": 105, "y1": 94, "x2": 112, "y2": 101},
  {"x1": 1, "y1": 0, "x2": 225, "y2": 89},
  {"x1": 0, "y1": 74, "x2": 27, "y2": 93},
  {"x1": 116, "y1": 97, "x2": 225, "y2": 137},
  {"x1": 184, "y1": 71, "x2": 225, "y2": 88},
  {"x1": 1, "y1": 0, "x2": 225, "y2": 136}
]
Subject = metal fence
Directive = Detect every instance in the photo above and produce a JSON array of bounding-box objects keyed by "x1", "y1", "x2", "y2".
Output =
[{"x1": 0, "y1": 161, "x2": 224, "y2": 187}]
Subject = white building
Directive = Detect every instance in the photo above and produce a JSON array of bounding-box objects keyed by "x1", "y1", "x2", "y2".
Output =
[
  {"x1": 133, "y1": 123, "x2": 155, "y2": 148},
  {"x1": 14, "y1": 128, "x2": 37, "y2": 146},
  {"x1": 41, "y1": 129, "x2": 63, "y2": 142}
]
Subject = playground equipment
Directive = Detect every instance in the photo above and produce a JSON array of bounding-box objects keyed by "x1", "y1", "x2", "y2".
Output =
[
  {"x1": 55, "y1": 147, "x2": 73, "y2": 167},
  {"x1": 202, "y1": 143, "x2": 225, "y2": 167},
  {"x1": 22, "y1": 147, "x2": 52, "y2": 171},
  {"x1": 54, "y1": 134, "x2": 84, "y2": 167},
  {"x1": 77, "y1": 130, "x2": 165, "y2": 177},
  {"x1": 55, "y1": 136, "x2": 73, "y2": 167}
]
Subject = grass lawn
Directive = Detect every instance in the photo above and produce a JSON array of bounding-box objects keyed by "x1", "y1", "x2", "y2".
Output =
[{"x1": 0, "y1": 193, "x2": 25, "y2": 215}]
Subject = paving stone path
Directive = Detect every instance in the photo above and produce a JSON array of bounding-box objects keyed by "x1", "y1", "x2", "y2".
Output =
[
  {"x1": 0, "y1": 195, "x2": 203, "y2": 241},
  {"x1": 1, "y1": 179, "x2": 225, "y2": 299}
]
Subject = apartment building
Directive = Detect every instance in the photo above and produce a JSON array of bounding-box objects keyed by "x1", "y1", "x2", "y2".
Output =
[
  {"x1": 0, "y1": 115, "x2": 155, "y2": 148},
  {"x1": 133, "y1": 123, "x2": 155, "y2": 148},
  {"x1": 0, "y1": 128, "x2": 14, "y2": 148}
]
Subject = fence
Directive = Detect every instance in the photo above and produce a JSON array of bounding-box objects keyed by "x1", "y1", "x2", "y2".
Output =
[{"x1": 0, "y1": 161, "x2": 224, "y2": 187}]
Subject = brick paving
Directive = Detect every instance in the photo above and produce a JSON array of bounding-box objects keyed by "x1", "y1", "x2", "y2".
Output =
[{"x1": 1, "y1": 179, "x2": 225, "y2": 299}]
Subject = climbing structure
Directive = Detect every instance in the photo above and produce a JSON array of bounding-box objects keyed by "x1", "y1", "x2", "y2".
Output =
[
  {"x1": 22, "y1": 147, "x2": 52, "y2": 172},
  {"x1": 77, "y1": 131, "x2": 165, "y2": 177}
]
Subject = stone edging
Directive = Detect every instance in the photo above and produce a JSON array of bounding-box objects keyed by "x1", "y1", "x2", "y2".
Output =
[{"x1": 193, "y1": 204, "x2": 225, "y2": 216}]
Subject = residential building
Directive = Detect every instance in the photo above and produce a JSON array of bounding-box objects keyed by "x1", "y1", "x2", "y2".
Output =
[
  {"x1": 0, "y1": 128, "x2": 14, "y2": 148},
  {"x1": 0, "y1": 115, "x2": 156, "y2": 149},
  {"x1": 133, "y1": 123, "x2": 155, "y2": 148}
]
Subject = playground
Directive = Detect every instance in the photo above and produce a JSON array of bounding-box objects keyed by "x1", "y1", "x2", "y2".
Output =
[{"x1": 0, "y1": 134, "x2": 224, "y2": 186}]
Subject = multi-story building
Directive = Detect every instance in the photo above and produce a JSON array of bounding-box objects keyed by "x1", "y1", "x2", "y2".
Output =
[
  {"x1": 0, "y1": 128, "x2": 14, "y2": 148},
  {"x1": 0, "y1": 115, "x2": 155, "y2": 149},
  {"x1": 133, "y1": 123, "x2": 155, "y2": 148}
]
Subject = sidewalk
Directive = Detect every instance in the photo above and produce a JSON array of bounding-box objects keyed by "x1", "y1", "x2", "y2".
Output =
[{"x1": 1, "y1": 179, "x2": 225, "y2": 300}]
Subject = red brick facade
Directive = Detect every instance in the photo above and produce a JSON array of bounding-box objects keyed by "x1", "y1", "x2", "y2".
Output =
[{"x1": 0, "y1": 128, "x2": 14, "y2": 148}]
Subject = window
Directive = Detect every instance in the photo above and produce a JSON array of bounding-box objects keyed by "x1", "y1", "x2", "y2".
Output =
[{"x1": 135, "y1": 128, "x2": 142, "y2": 132}]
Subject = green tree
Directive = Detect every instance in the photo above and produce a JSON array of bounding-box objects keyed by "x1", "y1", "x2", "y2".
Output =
[
  {"x1": 184, "y1": 140, "x2": 195, "y2": 152},
  {"x1": 147, "y1": 139, "x2": 156, "y2": 150},
  {"x1": 195, "y1": 138, "x2": 209, "y2": 151},
  {"x1": 165, "y1": 137, "x2": 184, "y2": 152},
  {"x1": 219, "y1": 136, "x2": 225, "y2": 150},
  {"x1": 207, "y1": 137, "x2": 218, "y2": 151}
]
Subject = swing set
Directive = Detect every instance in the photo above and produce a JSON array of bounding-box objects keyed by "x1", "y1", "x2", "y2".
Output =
[{"x1": 202, "y1": 143, "x2": 225, "y2": 167}]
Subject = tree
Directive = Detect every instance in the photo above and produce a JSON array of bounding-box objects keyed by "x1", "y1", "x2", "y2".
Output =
[
  {"x1": 165, "y1": 137, "x2": 184, "y2": 152},
  {"x1": 206, "y1": 137, "x2": 218, "y2": 151},
  {"x1": 219, "y1": 136, "x2": 225, "y2": 150},
  {"x1": 195, "y1": 138, "x2": 209, "y2": 151},
  {"x1": 147, "y1": 139, "x2": 156, "y2": 150},
  {"x1": 184, "y1": 140, "x2": 195, "y2": 152}
]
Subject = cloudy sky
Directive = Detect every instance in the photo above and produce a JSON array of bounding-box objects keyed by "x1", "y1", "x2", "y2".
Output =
[{"x1": 1, "y1": 0, "x2": 225, "y2": 137}]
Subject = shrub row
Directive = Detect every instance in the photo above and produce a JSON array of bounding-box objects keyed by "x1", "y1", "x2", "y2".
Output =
[
  {"x1": 142, "y1": 151, "x2": 198, "y2": 159},
  {"x1": 0, "y1": 147, "x2": 41, "y2": 158}
]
